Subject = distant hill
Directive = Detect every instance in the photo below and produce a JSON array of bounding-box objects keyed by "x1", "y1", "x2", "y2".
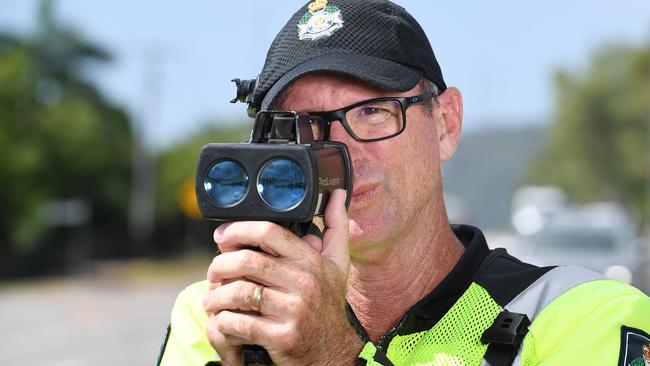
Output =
[{"x1": 442, "y1": 125, "x2": 547, "y2": 230}]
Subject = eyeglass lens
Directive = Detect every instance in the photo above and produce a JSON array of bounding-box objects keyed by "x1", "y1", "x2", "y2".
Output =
[{"x1": 308, "y1": 99, "x2": 404, "y2": 141}]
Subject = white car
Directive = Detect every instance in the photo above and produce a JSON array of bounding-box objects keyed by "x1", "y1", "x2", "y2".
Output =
[{"x1": 515, "y1": 203, "x2": 649, "y2": 293}]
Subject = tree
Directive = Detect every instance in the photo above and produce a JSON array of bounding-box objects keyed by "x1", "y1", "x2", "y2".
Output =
[
  {"x1": 0, "y1": 0, "x2": 132, "y2": 275},
  {"x1": 528, "y1": 41, "x2": 649, "y2": 222}
]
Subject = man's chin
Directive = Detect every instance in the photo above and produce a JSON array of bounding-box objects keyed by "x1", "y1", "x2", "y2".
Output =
[
  {"x1": 348, "y1": 224, "x2": 395, "y2": 264},
  {"x1": 348, "y1": 217, "x2": 389, "y2": 248}
]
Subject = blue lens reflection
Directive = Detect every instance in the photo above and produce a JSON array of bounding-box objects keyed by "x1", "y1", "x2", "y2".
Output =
[
  {"x1": 204, "y1": 160, "x2": 248, "y2": 207},
  {"x1": 257, "y1": 159, "x2": 306, "y2": 210}
]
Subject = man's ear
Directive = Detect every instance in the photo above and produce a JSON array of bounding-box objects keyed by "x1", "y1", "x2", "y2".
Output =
[{"x1": 435, "y1": 87, "x2": 463, "y2": 161}]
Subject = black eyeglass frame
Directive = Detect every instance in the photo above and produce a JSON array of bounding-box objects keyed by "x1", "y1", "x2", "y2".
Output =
[{"x1": 306, "y1": 92, "x2": 436, "y2": 142}]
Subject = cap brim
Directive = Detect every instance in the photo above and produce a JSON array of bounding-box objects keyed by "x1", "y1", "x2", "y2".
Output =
[{"x1": 261, "y1": 52, "x2": 422, "y2": 109}]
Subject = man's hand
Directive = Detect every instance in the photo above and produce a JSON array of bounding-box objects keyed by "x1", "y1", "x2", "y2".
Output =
[{"x1": 203, "y1": 189, "x2": 364, "y2": 365}]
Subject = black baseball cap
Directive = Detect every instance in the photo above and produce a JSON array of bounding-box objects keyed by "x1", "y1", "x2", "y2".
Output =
[{"x1": 254, "y1": 0, "x2": 447, "y2": 110}]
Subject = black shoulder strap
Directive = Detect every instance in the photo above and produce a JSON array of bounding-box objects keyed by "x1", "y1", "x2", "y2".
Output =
[
  {"x1": 473, "y1": 249, "x2": 554, "y2": 307},
  {"x1": 471, "y1": 248, "x2": 550, "y2": 366}
]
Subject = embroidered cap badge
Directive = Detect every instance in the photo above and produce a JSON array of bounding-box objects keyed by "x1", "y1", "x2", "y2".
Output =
[{"x1": 297, "y1": 0, "x2": 343, "y2": 41}]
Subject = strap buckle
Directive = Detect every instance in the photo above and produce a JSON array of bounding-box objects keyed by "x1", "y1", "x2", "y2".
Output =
[{"x1": 481, "y1": 311, "x2": 530, "y2": 349}]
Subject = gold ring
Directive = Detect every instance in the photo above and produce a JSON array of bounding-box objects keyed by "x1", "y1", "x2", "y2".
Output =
[{"x1": 251, "y1": 285, "x2": 264, "y2": 313}]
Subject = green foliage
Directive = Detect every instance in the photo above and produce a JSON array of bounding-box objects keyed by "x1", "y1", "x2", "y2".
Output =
[
  {"x1": 528, "y1": 42, "x2": 650, "y2": 219},
  {"x1": 0, "y1": 0, "x2": 132, "y2": 257},
  {"x1": 155, "y1": 122, "x2": 252, "y2": 219}
]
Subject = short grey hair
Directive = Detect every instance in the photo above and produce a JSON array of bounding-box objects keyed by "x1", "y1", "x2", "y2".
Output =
[{"x1": 420, "y1": 78, "x2": 440, "y2": 116}]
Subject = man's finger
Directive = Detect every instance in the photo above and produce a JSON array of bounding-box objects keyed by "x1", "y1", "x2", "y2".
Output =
[
  {"x1": 213, "y1": 310, "x2": 277, "y2": 345},
  {"x1": 205, "y1": 316, "x2": 245, "y2": 366},
  {"x1": 206, "y1": 250, "x2": 293, "y2": 288},
  {"x1": 204, "y1": 280, "x2": 293, "y2": 318},
  {"x1": 301, "y1": 233, "x2": 323, "y2": 253},
  {"x1": 321, "y1": 189, "x2": 350, "y2": 274},
  {"x1": 214, "y1": 221, "x2": 309, "y2": 259}
]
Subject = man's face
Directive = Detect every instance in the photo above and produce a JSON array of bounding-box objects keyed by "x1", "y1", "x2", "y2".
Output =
[{"x1": 277, "y1": 74, "x2": 451, "y2": 257}]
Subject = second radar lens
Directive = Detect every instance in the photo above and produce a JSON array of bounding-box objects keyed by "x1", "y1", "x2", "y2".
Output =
[{"x1": 257, "y1": 158, "x2": 306, "y2": 211}]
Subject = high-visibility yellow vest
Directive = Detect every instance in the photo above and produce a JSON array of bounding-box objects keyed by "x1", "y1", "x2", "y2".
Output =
[{"x1": 156, "y1": 226, "x2": 650, "y2": 366}]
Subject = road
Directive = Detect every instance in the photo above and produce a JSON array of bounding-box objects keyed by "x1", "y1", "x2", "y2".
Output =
[{"x1": 0, "y1": 258, "x2": 208, "y2": 366}]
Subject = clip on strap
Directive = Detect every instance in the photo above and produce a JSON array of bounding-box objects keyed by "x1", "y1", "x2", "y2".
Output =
[{"x1": 481, "y1": 311, "x2": 530, "y2": 366}]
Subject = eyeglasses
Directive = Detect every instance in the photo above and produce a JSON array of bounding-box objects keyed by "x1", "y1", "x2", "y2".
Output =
[{"x1": 306, "y1": 92, "x2": 435, "y2": 142}]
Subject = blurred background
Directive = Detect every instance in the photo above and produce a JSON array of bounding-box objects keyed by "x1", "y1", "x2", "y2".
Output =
[{"x1": 0, "y1": 0, "x2": 649, "y2": 364}]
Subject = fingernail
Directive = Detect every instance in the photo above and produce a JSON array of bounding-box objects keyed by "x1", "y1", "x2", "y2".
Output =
[{"x1": 214, "y1": 223, "x2": 227, "y2": 240}]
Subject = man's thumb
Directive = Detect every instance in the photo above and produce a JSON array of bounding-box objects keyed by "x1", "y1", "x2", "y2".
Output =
[{"x1": 321, "y1": 189, "x2": 350, "y2": 273}]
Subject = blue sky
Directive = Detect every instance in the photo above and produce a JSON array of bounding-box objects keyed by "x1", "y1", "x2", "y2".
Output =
[{"x1": 1, "y1": 0, "x2": 648, "y2": 150}]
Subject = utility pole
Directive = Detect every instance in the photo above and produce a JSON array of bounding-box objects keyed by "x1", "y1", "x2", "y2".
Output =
[{"x1": 129, "y1": 47, "x2": 165, "y2": 255}]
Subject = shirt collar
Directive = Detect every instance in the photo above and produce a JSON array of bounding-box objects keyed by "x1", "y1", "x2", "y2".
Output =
[{"x1": 401, "y1": 224, "x2": 491, "y2": 321}]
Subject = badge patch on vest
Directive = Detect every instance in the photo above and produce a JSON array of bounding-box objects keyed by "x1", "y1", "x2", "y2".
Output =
[
  {"x1": 297, "y1": 0, "x2": 343, "y2": 41},
  {"x1": 618, "y1": 326, "x2": 650, "y2": 366}
]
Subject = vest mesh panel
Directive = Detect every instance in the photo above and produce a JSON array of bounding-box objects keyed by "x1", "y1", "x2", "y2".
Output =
[{"x1": 386, "y1": 282, "x2": 502, "y2": 365}]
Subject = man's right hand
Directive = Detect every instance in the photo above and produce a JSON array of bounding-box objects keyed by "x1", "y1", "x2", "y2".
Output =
[{"x1": 203, "y1": 189, "x2": 364, "y2": 365}]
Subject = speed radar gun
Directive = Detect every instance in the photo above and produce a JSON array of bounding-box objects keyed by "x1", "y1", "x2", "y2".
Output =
[{"x1": 194, "y1": 79, "x2": 353, "y2": 365}]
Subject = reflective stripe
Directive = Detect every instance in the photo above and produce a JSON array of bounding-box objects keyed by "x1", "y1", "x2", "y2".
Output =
[{"x1": 503, "y1": 266, "x2": 604, "y2": 366}]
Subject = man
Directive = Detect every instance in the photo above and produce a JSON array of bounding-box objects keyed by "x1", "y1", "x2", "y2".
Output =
[{"x1": 157, "y1": 1, "x2": 650, "y2": 365}]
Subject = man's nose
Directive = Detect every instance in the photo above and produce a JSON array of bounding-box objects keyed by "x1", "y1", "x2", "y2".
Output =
[{"x1": 327, "y1": 122, "x2": 364, "y2": 164}]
